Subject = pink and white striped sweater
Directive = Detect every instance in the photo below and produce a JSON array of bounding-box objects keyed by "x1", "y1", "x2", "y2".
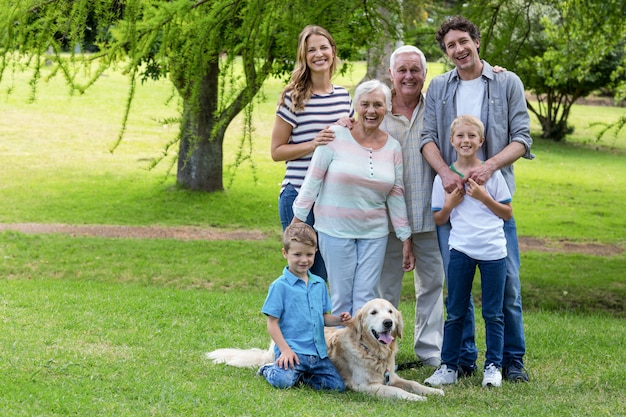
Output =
[{"x1": 293, "y1": 125, "x2": 411, "y2": 241}]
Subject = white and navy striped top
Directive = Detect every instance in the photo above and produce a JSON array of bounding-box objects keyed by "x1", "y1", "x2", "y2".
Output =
[{"x1": 277, "y1": 85, "x2": 353, "y2": 193}]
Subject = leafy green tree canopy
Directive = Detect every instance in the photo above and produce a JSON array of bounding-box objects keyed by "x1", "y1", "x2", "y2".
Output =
[
  {"x1": 1, "y1": 0, "x2": 400, "y2": 191},
  {"x1": 457, "y1": 0, "x2": 626, "y2": 141}
]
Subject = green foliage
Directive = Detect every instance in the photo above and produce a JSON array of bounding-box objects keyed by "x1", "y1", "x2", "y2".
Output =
[
  {"x1": 592, "y1": 115, "x2": 626, "y2": 144},
  {"x1": 401, "y1": 1, "x2": 451, "y2": 61},
  {"x1": 456, "y1": 0, "x2": 626, "y2": 141},
  {"x1": 0, "y1": 0, "x2": 403, "y2": 192}
]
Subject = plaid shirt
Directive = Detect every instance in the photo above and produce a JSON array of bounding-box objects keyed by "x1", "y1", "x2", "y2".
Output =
[{"x1": 380, "y1": 95, "x2": 436, "y2": 234}]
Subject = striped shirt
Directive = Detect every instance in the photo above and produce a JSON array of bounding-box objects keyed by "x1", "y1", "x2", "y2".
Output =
[
  {"x1": 380, "y1": 94, "x2": 436, "y2": 234},
  {"x1": 277, "y1": 86, "x2": 353, "y2": 193},
  {"x1": 293, "y1": 125, "x2": 411, "y2": 241}
]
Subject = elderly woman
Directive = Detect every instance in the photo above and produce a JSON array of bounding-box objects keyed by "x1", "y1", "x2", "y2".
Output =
[{"x1": 292, "y1": 79, "x2": 414, "y2": 316}]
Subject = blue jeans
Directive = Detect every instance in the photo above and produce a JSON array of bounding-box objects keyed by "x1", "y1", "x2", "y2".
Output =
[
  {"x1": 259, "y1": 354, "x2": 345, "y2": 391},
  {"x1": 441, "y1": 249, "x2": 506, "y2": 369},
  {"x1": 437, "y1": 216, "x2": 526, "y2": 368},
  {"x1": 278, "y1": 184, "x2": 327, "y2": 280}
]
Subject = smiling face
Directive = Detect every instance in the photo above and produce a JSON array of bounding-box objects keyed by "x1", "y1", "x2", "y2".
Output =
[
  {"x1": 355, "y1": 88, "x2": 387, "y2": 130},
  {"x1": 443, "y1": 29, "x2": 481, "y2": 78},
  {"x1": 282, "y1": 241, "x2": 316, "y2": 279},
  {"x1": 450, "y1": 119, "x2": 484, "y2": 158},
  {"x1": 389, "y1": 52, "x2": 426, "y2": 99},
  {"x1": 305, "y1": 34, "x2": 335, "y2": 76},
  {"x1": 357, "y1": 298, "x2": 403, "y2": 346}
]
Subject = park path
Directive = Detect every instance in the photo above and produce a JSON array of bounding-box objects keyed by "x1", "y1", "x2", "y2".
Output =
[{"x1": 0, "y1": 223, "x2": 622, "y2": 256}]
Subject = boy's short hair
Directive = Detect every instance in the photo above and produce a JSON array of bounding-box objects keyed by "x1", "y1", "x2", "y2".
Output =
[
  {"x1": 450, "y1": 114, "x2": 485, "y2": 138},
  {"x1": 283, "y1": 223, "x2": 317, "y2": 251}
]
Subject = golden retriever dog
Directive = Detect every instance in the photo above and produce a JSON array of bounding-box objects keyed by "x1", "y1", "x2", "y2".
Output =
[{"x1": 207, "y1": 298, "x2": 444, "y2": 401}]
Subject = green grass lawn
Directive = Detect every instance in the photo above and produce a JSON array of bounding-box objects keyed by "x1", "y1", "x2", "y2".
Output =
[{"x1": 0, "y1": 61, "x2": 624, "y2": 416}]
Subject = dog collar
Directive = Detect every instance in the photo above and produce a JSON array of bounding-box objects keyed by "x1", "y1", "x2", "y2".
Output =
[{"x1": 384, "y1": 368, "x2": 390, "y2": 385}]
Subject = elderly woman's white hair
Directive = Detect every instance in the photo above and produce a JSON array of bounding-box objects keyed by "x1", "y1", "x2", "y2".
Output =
[{"x1": 353, "y1": 79, "x2": 392, "y2": 113}]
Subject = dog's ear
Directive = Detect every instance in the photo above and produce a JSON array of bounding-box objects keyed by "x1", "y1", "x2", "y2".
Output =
[
  {"x1": 353, "y1": 307, "x2": 364, "y2": 339},
  {"x1": 393, "y1": 307, "x2": 404, "y2": 339}
]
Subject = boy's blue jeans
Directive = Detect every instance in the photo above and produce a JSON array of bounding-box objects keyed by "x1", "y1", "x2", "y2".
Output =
[
  {"x1": 259, "y1": 354, "x2": 345, "y2": 391},
  {"x1": 441, "y1": 249, "x2": 506, "y2": 369},
  {"x1": 278, "y1": 184, "x2": 327, "y2": 280},
  {"x1": 437, "y1": 217, "x2": 526, "y2": 369}
]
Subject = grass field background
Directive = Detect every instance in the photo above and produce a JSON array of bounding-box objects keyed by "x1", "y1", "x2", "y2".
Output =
[{"x1": 0, "y1": 61, "x2": 624, "y2": 416}]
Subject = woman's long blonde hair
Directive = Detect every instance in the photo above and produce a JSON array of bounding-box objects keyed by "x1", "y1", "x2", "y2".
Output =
[{"x1": 278, "y1": 25, "x2": 338, "y2": 112}]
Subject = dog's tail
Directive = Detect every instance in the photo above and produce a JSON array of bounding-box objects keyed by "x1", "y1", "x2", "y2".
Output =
[{"x1": 206, "y1": 344, "x2": 275, "y2": 368}]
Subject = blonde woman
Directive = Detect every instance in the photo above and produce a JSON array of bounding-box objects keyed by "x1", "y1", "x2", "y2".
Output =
[{"x1": 271, "y1": 25, "x2": 353, "y2": 280}]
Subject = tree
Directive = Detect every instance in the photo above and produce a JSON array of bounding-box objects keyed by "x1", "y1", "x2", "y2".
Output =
[
  {"x1": 361, "y1": 1, "x2": 439, "y2": 86},
  {"x1": 0, "y1": 0, "x2": 401, "y2": 192},
  {"x1": 458, "y1": 0, "x2": 626, "y2": 141}
]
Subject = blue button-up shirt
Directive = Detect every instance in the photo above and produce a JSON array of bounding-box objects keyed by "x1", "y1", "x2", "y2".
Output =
[
  {"x1": 420, "y1": 60, "x2": 534, "y2": 196},
  {"x1": 262, "y1": 266, "x2": 332, "y2": 358}
]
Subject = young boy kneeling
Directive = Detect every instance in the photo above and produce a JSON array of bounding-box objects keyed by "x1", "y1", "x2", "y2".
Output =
[{"x1": 258, "y1": 223, "x2": 351, "y2": 390}]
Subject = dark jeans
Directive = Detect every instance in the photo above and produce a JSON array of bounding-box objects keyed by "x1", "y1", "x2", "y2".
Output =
[
  {"x1": 437, "y1": 217, "x2": 526, "y2": 368},
  {"x1": 441, "y1": 249, "x2": 506, "y2": 370}
]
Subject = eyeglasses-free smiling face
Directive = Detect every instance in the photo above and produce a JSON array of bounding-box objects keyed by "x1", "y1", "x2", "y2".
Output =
[
  {"x1": 305, "y1": 34, "x2": 334, "y2": 75},
  {"x1": 450, "y1": 121, "x2": 484, "y2": 157},
  {"x1": 443, "y1": 29, "x2": 481, "y2": 75},
  {"x1": 282, "y1": 241, "x2": 316, "y2": 279},
  {"x1": 355, "y1": 89, "x2": 387, "y2": 130},
  {"x1": 389, "y1": 52, "x2": 426, "y2": 99}
]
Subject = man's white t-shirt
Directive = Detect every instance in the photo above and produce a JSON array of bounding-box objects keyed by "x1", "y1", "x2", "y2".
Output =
[{"x1": 456, "y1": 77, "x2": 485, "y2": 161}]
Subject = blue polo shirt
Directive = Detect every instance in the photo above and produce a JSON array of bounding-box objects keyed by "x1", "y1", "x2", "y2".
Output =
[{"x1": 262, "y1": 266, "x2": 332, "y2": 359}]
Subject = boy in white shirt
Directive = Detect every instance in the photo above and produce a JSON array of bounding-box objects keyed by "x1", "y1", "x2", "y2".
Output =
[{"x1": 425, "y1": 115, "x2": 512, "y2": 388}]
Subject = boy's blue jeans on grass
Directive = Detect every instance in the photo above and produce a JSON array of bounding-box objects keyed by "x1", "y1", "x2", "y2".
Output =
[
  {"x1": 437, "y1": 217, "x2": 526, "y2": 369},
  {"x1": 441, "y1": 249, "x2": 506, "y2": 369},
  {"x1": 259, "y1": 354, "x2": 345, "y2": 391},
  {"x1": 278, "y1": 183, "x2": 327, "y2": 280}
]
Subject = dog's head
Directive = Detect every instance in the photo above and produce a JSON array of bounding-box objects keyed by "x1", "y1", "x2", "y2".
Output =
[{"x1": 353, "y1": 298, "x2": 403, "y2": 346}]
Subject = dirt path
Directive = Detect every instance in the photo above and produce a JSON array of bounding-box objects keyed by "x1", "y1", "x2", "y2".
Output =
[{"x1": 0, "y1": 223, "x2": 622, "y2": 256}]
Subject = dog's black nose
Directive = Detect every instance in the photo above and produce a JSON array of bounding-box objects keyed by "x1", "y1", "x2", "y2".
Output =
[{"x1": 383, "y1": 319, "x2": 393, "y2": 329}]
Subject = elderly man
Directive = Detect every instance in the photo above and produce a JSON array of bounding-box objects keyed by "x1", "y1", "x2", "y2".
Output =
[{"x1": 378, "y1": 45, "x2": 445, "y2": 368}]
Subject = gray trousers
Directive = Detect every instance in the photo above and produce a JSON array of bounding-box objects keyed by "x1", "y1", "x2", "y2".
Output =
[{"x1": 378, "y1": 231, "x2": 445, "y2": 363}]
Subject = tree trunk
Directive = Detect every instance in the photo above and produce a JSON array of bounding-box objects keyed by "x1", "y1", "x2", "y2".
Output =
[
  {"x1": 363, "y1": 41, "x2": 396, "y2": 87},
  {"x1": 361, "y1": 5, "x2": 401, "y2": 88},
  {"x1": 177, "y1": 61, "x2": 223, "y2": 192}
]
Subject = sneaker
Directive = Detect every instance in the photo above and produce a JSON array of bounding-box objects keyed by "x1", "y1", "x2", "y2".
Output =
[
  {"x1": 424, "y1": 365, "x2": 458, "y2": 386},
  {"x1": 457, "y1": 363, "x2": 477, "y2": 378},
  {"x1": 482, "y1": 363, "x2": 502, "y2": 387},
  {"x1": 504, "y1": 364, "x2": 529, "y2": 382}
]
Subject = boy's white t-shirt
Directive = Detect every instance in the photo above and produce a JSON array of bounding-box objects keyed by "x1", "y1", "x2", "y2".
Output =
[{"x1": 432, "y1": 168, "x2": 512, "y2": 261}]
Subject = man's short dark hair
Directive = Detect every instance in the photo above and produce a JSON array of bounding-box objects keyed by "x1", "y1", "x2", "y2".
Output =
[{"x1": 435, "y1": 15, "x2": 481, "y2": 53}]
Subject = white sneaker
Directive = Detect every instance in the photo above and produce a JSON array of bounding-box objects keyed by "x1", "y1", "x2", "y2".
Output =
[
  {"x1": 482, "y1": 363, "x2": 503, "y2": 387},
  {"x1": 424, "y1": 364, "x2": 458, "y2": 386}
]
